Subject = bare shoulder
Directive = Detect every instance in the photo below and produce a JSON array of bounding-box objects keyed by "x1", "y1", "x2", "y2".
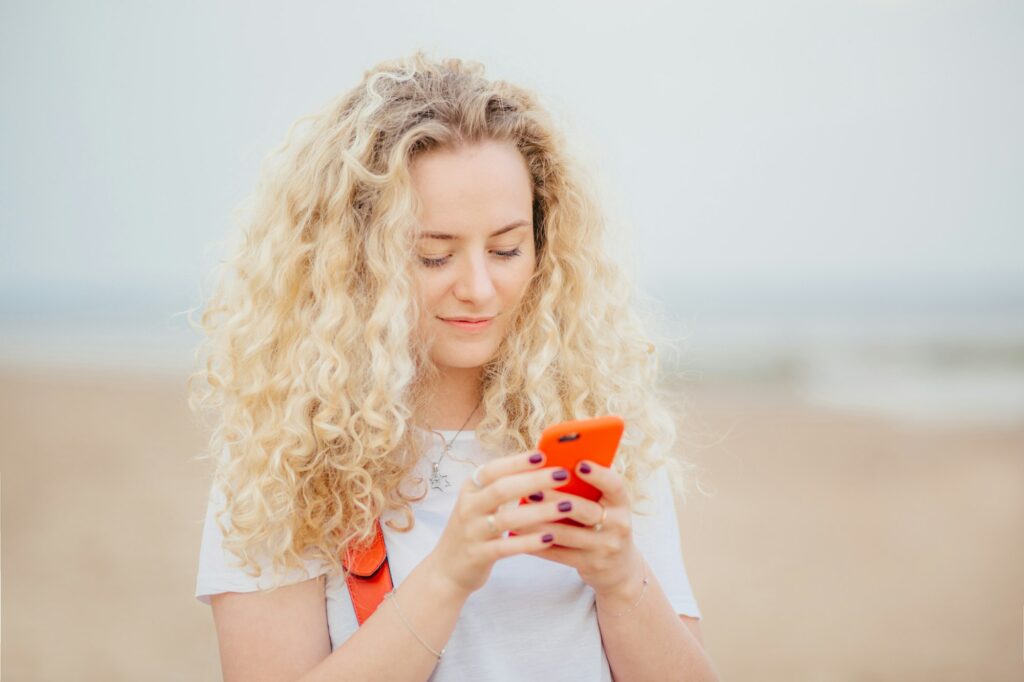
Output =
[
  {"x1": 679, "y1": 614, "x2": 704, "y2": 647},
  {"x1": 211, "y1": 574, "x2": 331, "y2": 682}
]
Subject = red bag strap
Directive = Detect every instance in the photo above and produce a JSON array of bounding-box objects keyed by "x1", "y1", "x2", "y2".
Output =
[{"x1": 341, "y1": 517, "x2": 394, "y2": 626}]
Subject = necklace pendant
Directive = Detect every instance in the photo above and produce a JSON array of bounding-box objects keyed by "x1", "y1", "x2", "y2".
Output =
[{"x1": 429, "y1": 460, "x2": 450, "y2": 492}]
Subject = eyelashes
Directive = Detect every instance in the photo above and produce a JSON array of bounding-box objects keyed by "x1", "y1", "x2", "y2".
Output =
[{"x1": 419, "y1": 248, "x2": 522, "y2": 269}]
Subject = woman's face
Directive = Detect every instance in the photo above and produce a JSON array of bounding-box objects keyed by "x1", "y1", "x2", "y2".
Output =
[{"x1": 409, "y1": 138, "x2": 537, "y2": 374}]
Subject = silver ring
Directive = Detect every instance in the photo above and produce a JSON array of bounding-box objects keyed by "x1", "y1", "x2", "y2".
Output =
[
  {"x1": 471, "y1": 464, "x2": 486, "y2": 489},
  {"x1": 593, "y1": 505, "x2": 607, "y2": 532},
  {"x1": 486, "y1": 513, "x2": 499, "y2": 536}
]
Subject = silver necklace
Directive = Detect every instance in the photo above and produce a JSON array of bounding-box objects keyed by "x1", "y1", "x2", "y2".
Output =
[{"x1": 426, "y1": 396, "x2": 482, "y2": 493}]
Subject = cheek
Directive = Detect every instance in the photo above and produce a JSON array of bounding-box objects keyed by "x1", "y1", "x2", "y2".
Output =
[
  {"x1": 503, "y1": 262, "x2": 535, "y2": 302},
  {"x1": 413, "y1": 274, "x2": 445, "y2": 311}
]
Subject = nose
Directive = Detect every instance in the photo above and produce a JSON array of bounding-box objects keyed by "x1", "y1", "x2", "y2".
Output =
[{"x1": 452, "y1": 250, "x2": 497, "y2": 304}]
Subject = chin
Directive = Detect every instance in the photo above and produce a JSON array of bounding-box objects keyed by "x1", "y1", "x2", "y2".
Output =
[{"x1": 434, "y1": 346, "x2": 498, "y2": 370}]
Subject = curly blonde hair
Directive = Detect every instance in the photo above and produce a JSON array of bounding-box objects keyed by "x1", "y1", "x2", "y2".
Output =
[{"x1": 187, "y1": 49, "x2": 698, "y2": 587}]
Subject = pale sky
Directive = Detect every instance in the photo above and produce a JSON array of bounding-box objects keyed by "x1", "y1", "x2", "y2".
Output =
[{"x1": 2, "y1": 0, "x2": 1021, "y2": 314}]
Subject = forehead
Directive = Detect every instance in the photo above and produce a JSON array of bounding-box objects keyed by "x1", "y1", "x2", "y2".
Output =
[{"x1": 410, "y1": 140, "x2": 533, "y2": 236}]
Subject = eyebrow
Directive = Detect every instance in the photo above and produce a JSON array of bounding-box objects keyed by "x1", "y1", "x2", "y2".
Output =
[{"x1": 416, "y1": 220, "x2": 531, "y2": 241}]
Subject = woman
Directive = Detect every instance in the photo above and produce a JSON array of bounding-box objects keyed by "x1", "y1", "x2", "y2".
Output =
[{"x1": 191, "y1": 51, "x2": 719, "y2": 681}]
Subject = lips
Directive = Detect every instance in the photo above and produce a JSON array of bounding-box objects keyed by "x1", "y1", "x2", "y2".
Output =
[{"x1": 439, "y1": 316, "x2": 495, "y2": 331}]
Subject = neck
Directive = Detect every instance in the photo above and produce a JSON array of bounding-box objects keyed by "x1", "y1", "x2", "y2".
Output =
[{"x1": 417, "y1": 366, "x2": 485, "y2": 431}]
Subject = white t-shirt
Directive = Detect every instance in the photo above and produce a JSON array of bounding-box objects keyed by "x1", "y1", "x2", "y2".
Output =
[{"x1": 195, "y1": 429, "x2": 702, "y2": 680}]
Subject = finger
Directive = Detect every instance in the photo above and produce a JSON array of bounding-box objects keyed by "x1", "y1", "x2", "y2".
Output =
[
  {"x1": 511, "y1": 492, "x2": 604, "y2": 528},
  {"x1": 499, "y1": 493, "x2": 583, "y2": 535},
  {"x1": 480, "y1": 528, "x2": 558, "y2": 561},
  {"x1": 467, "y1": 462, "x2": 572, "y2": 514},
  {"x1": 524, "y1": 544, "x2": 580, "y2": 568},
  {"x1": 574, "y1": 459, "x2": 629, "y2": 508},
  {"x1": 553, "y1": 493, "x2": 606, "y2": 527},
  {"x1": 464, "y1": 450, "x2": 546, "y2": 491},
  {"x1": 517, "y1": 486, "x2": 575, "y2": 505},
  {"x1": 520, "y1": 521, "x2": 594, "y2": 550}
]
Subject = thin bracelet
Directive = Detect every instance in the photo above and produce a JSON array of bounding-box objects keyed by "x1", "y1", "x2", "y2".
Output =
[
  {"x1": 598, "y1": 563, "x2": 649, "y2": 617},
  {"x1": 383, "y1": 590, "x2": 446, "y2": 661}
]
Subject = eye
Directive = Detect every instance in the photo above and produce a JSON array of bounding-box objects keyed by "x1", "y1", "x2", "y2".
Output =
[
  {"x1": 417, "y1": 248, "x2": 521, "y2": 269},
  {"x1": 419, "y1": 255, "x2": 449, "y2": 268}
]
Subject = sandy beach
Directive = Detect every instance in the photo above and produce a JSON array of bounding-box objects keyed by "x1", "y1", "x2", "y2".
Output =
[{"x1": 2, "y1": 366, "x2": 1021, "y2": 680}]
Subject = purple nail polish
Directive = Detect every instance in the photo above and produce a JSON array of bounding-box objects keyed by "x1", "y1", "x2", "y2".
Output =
[
  {"x1": 579, "y1": 462, "x2": 591, "y2": 474},
  {"x1": 552, "y1": 469, "x2": 568, "y2": 481},
  {"x1": 557, "y1": 500, "x2": 572, "y2": 512},
  {"x1": 529, "y1": 453, "x2": 543, "y2": 464},
  {"x1": 529, "y1": 492, "x2": 544, "y2": 502},
  {"x1": 542, "y1": 533, "x2": 554, "y2": 543}
]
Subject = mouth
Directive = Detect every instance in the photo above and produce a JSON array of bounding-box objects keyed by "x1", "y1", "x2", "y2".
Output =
[{"x1": 438, "y1": 316, "x2": 495, "y2": 331}]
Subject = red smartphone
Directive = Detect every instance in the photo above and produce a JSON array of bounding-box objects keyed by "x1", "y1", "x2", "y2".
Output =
[{"x1": 508, "y1": 414, "x2": 625, "y2": 535}]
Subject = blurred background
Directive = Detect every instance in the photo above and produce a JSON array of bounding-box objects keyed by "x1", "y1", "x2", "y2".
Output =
[{"x1": 2, "y1": 0, "x2": 1022, "y2": 679}]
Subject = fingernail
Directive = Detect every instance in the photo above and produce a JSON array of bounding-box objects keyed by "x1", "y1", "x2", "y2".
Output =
[
  {"x1": 529, "y1": 452, "x2": 544, "y2": 464},
  {"x1": 552, "y1": 469, "x2": 568, "y2": 481},
  {"x1": 529, "y1": 492, "x2": 544, "y2": 502},
  {"x1": 542, "y1": 533, "x2": 554, "y2": 543},
  {"x1": 557, "y1": 500, "x2": 572, "y2": 512},
  {"x1": 579, "y1": 462, "x2": 591, "y2": 474}
]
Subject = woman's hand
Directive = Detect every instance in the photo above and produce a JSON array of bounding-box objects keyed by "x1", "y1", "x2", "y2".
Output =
[
  {"x1": 429, "y1": 450, "x2": 580, "y2": 598},
  {"x1": 519, "y1": 460, "x2": 642, "y2": 598}
]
